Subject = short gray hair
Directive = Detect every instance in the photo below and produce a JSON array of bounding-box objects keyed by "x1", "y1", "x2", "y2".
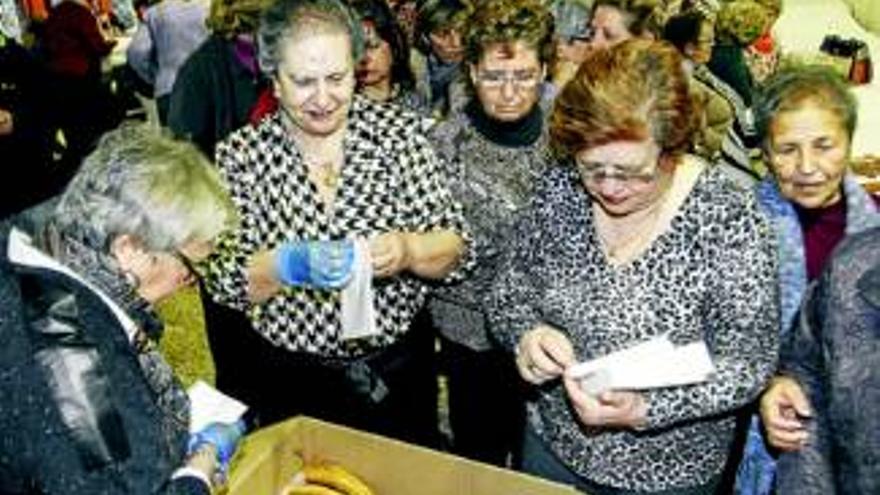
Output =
[
  {"x1": 257, "y1": 0, "x2": 364, "y2": 77},
  {"x1": 54, "y1": 124, "x2": 237, "y2": 253},
  {"x1": 754, "y1": 64, "x2": 857, "y2": 149}
]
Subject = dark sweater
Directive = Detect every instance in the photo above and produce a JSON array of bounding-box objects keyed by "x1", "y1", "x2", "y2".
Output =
[{"x1": 167, "y1": 35, "x2": 263, "y2": 158}]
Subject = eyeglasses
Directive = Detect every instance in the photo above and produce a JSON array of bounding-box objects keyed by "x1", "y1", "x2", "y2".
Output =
[
  {"x1": 173, "y1": 250, "x2": 203, "y2": 279},
  {"x1": 477, "y1": 70, "x2": 542, "y2": 89},
  {"x1": 576, "y1": 160, "x2": 660, "y2": 186}
]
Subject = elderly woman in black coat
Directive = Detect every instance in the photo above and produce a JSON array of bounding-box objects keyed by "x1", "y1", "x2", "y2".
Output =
[{"x1": 0, "y1": 125, "x2": 241, "y2": 494}]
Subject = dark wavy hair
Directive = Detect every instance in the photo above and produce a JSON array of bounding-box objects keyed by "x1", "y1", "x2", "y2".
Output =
[
  {"x1": 464, "y1": 0, "x2": 555, "y2": 65},
  {"x1": 350, "y1": 0, "x2": 415, "y2": 90}
]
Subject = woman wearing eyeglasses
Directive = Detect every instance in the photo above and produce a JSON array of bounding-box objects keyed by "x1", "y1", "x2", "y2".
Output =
[
  {"x1": 487, "y1": 39, "x2": 779, "y2": 494},
  {"x1": 0, "y1": 125, "x2": 243, "y2": 494},
  {"x1": 427, "y1": 0, "x2": 554, "y2": 467}
]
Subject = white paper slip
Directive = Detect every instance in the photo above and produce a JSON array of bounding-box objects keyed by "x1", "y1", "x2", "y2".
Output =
[
  {"x1": 187, "y1": 380, "x2": 248, "y2": 433},
  {"x1": 566, "y1": 336, "x2": 716, "y2": 395},
  {"x1": 340, "y1": 238, "x2": 379, "y2": 340}
]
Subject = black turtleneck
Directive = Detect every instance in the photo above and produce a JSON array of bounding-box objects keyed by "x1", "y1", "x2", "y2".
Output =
[{"x1": 465, "y1": 99, "x2": 543, "y2": 148}]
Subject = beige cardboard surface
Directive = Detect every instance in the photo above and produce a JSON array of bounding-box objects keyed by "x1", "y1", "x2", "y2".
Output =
[{"x1": 225, "y1": 416, "x2": 582, "y2": 495}]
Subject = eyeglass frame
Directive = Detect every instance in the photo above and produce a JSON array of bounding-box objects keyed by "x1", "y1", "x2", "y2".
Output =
[
  {"x1": 574, "y1": 159, "x2": 662, "y2": 186},
  {"x1": 173, "y1": 250, "x2": 203, "y2": 279},
  {"x1": 474, "y1": 68, "x2": 543, "y2": 90}
]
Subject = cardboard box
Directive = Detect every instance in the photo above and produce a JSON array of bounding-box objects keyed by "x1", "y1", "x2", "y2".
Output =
[{"x1": 225, "y1": 416, "x2": 582, "y2": 495}]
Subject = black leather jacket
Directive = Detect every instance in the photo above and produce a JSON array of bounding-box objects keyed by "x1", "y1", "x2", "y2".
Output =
[{"x1": 0, "y1": 224, "x2": 205, "y2": 495}]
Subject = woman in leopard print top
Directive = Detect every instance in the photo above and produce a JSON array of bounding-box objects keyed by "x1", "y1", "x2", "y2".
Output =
[{"x1": 487, "y1": 39, "x2": 779, "y2": 494}]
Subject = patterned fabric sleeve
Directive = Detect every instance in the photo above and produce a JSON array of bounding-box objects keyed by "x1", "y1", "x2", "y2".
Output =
[
  {"x1": 201, "y1": 134, "x2": 260, "y2": 312},
  {"x1": 774, "y1": 281, "x2": 835, "y2": 495},
  {"x1": 642, "y1": 197, "x2": 780, "y2": 430},
  {"x1": 484, "y1": 178, "x2": 552, "y2": 352},
  {"x1": 398, "y1": 131, "x2": 475, "y2": 283}
]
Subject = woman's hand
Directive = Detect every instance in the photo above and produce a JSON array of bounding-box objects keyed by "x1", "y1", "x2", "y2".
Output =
[
  {"x1": 563, "y1": 376, "x2": 648, "y2": 428},
  {"x1": 370, "y1": 232, "x2": 412, "y2": 278},
  {"x1": 760, "y1": 375, "x2": 812, "y2": 451},
  {"x1": 246, "y1": 249, "x2": 284, "y2": 303},
  {"x1": 515, "y1": 325, "x2": 575, "y2": 385}
]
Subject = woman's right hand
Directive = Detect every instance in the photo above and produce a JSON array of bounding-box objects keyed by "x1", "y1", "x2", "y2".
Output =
[
  {"x1": 515, "y1": 325, "x2": 575, "y2": 385},
  {"x1": 760, "y1": 375, "x2": 812, "y2": 451}
]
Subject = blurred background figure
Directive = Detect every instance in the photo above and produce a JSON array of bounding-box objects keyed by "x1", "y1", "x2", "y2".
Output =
[
  {"x1": 0, "y1": 32, "x2": 63, "y2": 218},
  {"x1": 587, "y1": 0, "x2": 662, "y2": 50},
  {"x1": 350, "y1": 0, "x2": 420, "y2": 108},
  {"x1": 548, "y1": 0, "x2": 593, "y2": 90},
  {"x1": 43, "y1": 0, "x2": 123, "y2": 165},
  {"x1": 735, "y1": 64, "x2": 880, "y2": 495},
  {"x1": 127, "y1": 0, "x2": 211, "y2": 125},
  {"x1": 167, "y1": 0, "x2": 269, "y2": 157},
  {"x1": 488, "y1": 39, "x2": 778, "y2": 494},
  {"x1": 411, "y1": 0, "x2": 470, "y2": 118},
  {"x1": 428, "y1": 0, "x2": 554, "y2": 467},
  {"x1": 663, "y1": 9, "x2": 734, "y2": 160},
  {"x1": 707, "y1": 0, "x2": 774, "y2": 106},
  {"x1": 0, "y1": 124, "x2": 242, "y2": 495}
]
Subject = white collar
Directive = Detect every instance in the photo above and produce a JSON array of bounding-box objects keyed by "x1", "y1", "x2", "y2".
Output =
[{"x1": 7, "y1": 228, "x2": 140, "y2": 343}]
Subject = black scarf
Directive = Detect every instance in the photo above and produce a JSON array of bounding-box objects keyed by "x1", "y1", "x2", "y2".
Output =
[{"x1": 465, "y1": 99, "x2": 543, "y2": 148}]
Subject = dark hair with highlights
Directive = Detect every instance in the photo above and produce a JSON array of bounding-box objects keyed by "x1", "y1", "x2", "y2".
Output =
[{"x1": 351, "y1": 0, "x2": 415, "y2": 90}]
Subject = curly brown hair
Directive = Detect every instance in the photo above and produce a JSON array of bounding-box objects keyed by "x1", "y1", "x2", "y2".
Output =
[
  {"x1": 550, "y1": 38, "x2": 697, "y2": 160},
  {"x1": 464, "y1": 0, "x2": 555, "y2": 64}
]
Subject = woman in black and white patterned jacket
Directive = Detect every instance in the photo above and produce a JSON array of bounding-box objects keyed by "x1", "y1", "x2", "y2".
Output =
[
  {"x1": 487, "y1": 39, "x2": 779, "y2": 494},
  {"x1": 202, "y1": 0, "x2": 471, "y2": 445}
]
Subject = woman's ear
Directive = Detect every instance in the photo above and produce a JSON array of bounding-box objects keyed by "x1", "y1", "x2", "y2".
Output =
[
  {"x1": 469, "y1": 62, "x2": 479, "y2": 87},
  {"x1": 109, "y1": 234, "x2": 150, "y2": 276}
]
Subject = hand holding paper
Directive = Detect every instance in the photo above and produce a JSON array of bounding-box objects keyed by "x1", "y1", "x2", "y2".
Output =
[
  {"x1": 565, "y1": 334, "x2": 716, "y2": 395},
  {"x1": 515, "y1": 324, "x2": 576, "y2": 385}
]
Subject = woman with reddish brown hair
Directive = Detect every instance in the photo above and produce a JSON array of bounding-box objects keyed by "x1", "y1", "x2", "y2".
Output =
[{"x1": 487, "y1": 39, "x2": 779, "y2": 494}]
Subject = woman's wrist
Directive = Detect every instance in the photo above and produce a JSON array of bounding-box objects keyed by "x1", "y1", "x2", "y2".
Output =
[{"x1": 184, "y1": 444, "x2": 219, "y2": 484}]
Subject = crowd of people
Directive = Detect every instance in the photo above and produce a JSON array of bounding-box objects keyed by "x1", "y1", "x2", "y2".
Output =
[{"x1": 1, "y1": 0, "x2": 879, "y2": 494}]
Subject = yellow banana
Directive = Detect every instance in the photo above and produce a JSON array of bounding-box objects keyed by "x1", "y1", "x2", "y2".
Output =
[
  {"x1": 280, "y1": 483, "x2": 346, "y2": 495},
  {"x1": 301, "y1": 463, "x2": 375, "y2": 495}
]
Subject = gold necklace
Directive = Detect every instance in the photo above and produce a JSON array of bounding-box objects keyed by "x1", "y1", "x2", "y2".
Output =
[{"x1": 314, "y1": 161, "x2": 340, "y2": 191}]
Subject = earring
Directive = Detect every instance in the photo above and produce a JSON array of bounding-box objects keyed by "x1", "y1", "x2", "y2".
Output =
[{"x1": 123, "y1": 269, "x2": 141, "y2": 289}]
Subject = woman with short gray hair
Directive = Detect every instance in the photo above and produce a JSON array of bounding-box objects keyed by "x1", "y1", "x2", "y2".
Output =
[
  {"x1": 0, "y1": 124, "x2": 242, "y2": 495},
  {"x1": 204, "y1": 0, "x2": 471, "y2": 445},
  {"x1": 736, "y1": 64, "x2": 879, "y2": 495}
]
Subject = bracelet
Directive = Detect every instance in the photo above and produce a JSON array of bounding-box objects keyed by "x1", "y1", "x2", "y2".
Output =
[{"x1": 171, "y1": 466, "x2": 213, "y2": 491}]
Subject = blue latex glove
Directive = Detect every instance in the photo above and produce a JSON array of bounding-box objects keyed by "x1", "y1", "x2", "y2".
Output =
[
  {"x1": 275, "y1": 240, "x2": 355, "y2": 289},
  {"x1": 187, "y1": 419, "x2": 246, "y2": 474}
]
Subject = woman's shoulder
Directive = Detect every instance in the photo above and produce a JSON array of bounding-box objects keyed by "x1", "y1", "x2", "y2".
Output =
[
  {"x1": 350, "y1": 96, "x2": 434, "y2": 144},
  {"x1": 683, "y1": 156, "x2": 763, "y2": 217}
]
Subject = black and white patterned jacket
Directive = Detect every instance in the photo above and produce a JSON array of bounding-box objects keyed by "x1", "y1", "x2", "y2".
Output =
[
  {"x1": 487, "y1": 162, "x2": 780, "y2": 491},
  {"x1": 204, "y1": 96, "x2": 471, "y2": 358}
]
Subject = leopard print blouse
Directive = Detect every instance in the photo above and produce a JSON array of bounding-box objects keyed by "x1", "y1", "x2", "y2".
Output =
[{"x1": 488, "y1": 160, "x2": 779, "y2": 491}]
